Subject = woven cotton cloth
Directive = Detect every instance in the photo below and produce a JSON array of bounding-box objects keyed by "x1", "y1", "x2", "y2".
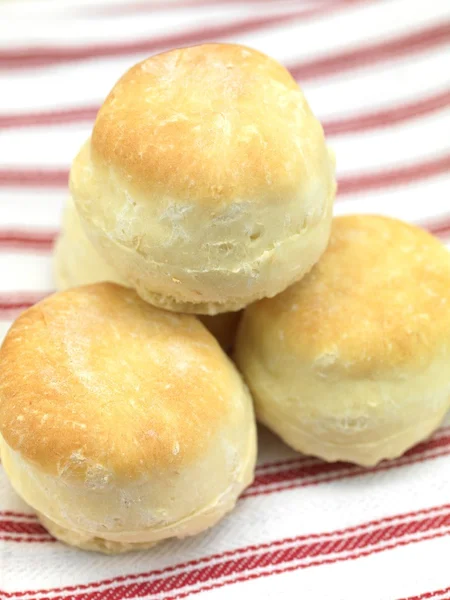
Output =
[{"x1": 1, "y1": 0, "x2": 450, "y2": 598}]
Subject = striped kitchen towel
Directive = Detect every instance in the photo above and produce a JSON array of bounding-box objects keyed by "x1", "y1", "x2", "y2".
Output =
[{"x1": 1, "y1": 0, "x2": 450, "y2": 598}]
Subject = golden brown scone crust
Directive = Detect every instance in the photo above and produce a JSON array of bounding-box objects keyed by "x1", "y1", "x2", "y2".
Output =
[
  {"x1": 92, "y1": 43, "x2": 326, "y2": 206},
  {"x1": 0, "y1": 283, "x2": 250, "y2": 481},
  {"x1": 247, "y1": 215, "x2": 450, "y2": 375}
]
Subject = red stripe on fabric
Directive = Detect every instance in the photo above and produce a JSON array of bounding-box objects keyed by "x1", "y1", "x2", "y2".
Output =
[
  {"x1": 0, "y1": 292, "x2": 49, "y2": 314},
  {"x1": 251, "y1": 432, "x2": 450, "y2": 488},
  {"x1": 0, "y1": 169, "x2": 68, "y2": 187},
  {"x1": 256, "y1": 455, "x2": 315, "y2": 473},
  {"x1": 0, "y1": 302, "x2": 34, "y2": 313},
  {"x1": 0, "y1": 535, "x2": 55, "y2": 543},
  {"x1": 323, "y1": 88, "x2": 450, "y2": 136},
  {"x1": 0, "y1": 0, "x2": 360, "y2": 70},
  {"x1": 0, "y1": 231, "x2": 57, "y2": 250},
  {"x1": 426, "y1": 221, "x2": 450, "y2": 238},
  {"x1": 289, "y1": 22, "x2": 450, "y2": 82},
  {"x1": 1, "y1": 154, "x2": 448, "y2": 191},
  {"x1": 5, "y1": 504, "x2": 450, "y2": 597},
  {"x1": 255, "y1": 426, "x2": 450, "y2": 471},
  {"x1": 244, "y1": 446, "x2": 450, "y2": 499},
  {"x1": 0, "y1": 511, "x2": 38, "y2": 520},
  {"x1": 0, "y1": 107, "x2": 99, "y2": 129},
  {"x1": 161, "y1": 531, "x2": 450, "y2": 600},
  {"x1": 84, "y1": 0, "x2": 332, "y2": 18},
  {"x1": 339, "y1": 154, "x2": 450, "y2": 196},
  {"x1": 399, "y1": 586, "x2": 450, "y2": 600},
  {"x1": 7, "y1": 507, "x2": 450, "y2": 600},
  {"x1": 0, "y1": 519, "x2": 48, "y2": 535},
  {"x1": 2, "y1": 86, "x2": 448, "y2": 132}
]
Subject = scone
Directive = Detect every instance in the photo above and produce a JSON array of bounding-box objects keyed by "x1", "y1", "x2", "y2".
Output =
[
  {"x1": 54, "y1": 197, "x2": 128, "y2": 290},
  {"x1": 54, "y1": 198, "x2": 242, "y2": 351},
  {"x1": 235, "y1": 215, "x2": 450, "y2": 466},
  {"x1": 70, "y1": 43, "x2": 336, "y2": 315},
  {"x1": 0, "y1": 283, "x2": 256, "y2": 553}
]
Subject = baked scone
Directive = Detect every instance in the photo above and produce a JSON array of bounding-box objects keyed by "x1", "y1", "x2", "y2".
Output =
[
  {"x1": 54, "y1": 197, "x2": 128, "y2": 289},
  {"x1": 70, "y1": 43, "x2": 336, "y2": 315},
  {"x1": 235, "y1": 215, "x2": 450, "y2": 466},
  {"x1": 0, "y1": 283, "x2": 256, "y2": 553},
  {"x1": 54, "y1": 198, "x2": 242, "y2": 351}
]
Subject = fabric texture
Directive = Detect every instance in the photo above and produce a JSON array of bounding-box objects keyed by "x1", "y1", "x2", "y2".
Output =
[{"x1": 0, "y1": 0, "x2": 449, "y2": 598}]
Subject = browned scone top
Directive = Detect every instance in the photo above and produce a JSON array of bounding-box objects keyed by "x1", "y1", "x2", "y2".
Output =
[
  {"x1": 90, "y1": 43, "x2": 328, "y2": 205},
  {"x1": 243, "y1": 215, "x2": 450, "y2": 376},
  {"x1": 0, "y1": 283, "x2": 248, "y2": 483}
]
